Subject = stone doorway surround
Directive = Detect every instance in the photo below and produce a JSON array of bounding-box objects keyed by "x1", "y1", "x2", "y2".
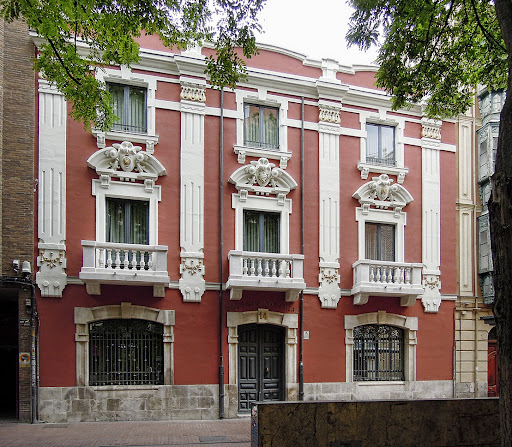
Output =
[{"x1": 226, "y1": 309, "x2": 298, "y2": 418}]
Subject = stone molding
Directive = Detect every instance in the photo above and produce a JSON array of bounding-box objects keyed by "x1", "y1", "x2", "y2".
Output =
[
  {"x1": 318, "y1": 104, "x2": 341, "y2": 124},
  {"x1": 74, "y1": 303, "x2": 175, "y2": 386}
]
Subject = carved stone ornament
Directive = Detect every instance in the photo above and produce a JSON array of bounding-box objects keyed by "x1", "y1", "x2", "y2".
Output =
[
  {"x1": 421, "y1": 273, "x2": 442, "y2": 313},
  {"x1": 229, "y1": 157, "x2": 297, "y2": 200},
  {"x1": 318, "y1": 267, "x2": 341, "y2": 309},
  {"x1": 179, "y1": 255, "x2": 205, "y2": 303},
  {"x1": 37, "y1": 248, "x2": 67, "y2": 298},
  {"x1": 318, "y1": 105, "x2": 341, "y2": 124},
  {"x1": 353, "y1": 173, "x2": 414, "y2": 216},
  {"x1": 87, "y1": 141, "x2": 166, "y2": 187},
  {"x1": 180, "y1": 83, "x2": 206, "y2": 102},
  {"x1": 421, "y1": 118, "x2": 442, "y2": 140}
]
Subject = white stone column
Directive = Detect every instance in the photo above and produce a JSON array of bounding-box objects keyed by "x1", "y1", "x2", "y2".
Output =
[
  {"x1": 179, "y1": 80, "x2": 206, "y2": 302},
  {"x1": 36, "y1": 79, "x2": 67, "y2": 297},
  {"x1": 317, "y1": 104, "x2": 341, "y2": 309},
  {"x1": 421, "y1": 118, "x2": 442, "y2": 312}
]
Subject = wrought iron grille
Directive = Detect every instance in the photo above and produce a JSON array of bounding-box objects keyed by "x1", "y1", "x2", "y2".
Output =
[
  {"x1": 353, "y1": 324, "x2": 404, "y2": 381},
  {"x1": 89, "y1": 319, "x2": 163, "y2": 386}
]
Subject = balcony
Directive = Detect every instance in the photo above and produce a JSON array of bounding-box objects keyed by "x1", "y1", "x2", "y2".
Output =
[
  {"x1": 79, "y1": 241, "x2": 170, "y2": 297},
  {"x1": 351, "y1": 259, "x2": 424, "y2": 306},
  {"x1": 226, "y1": 250, "x2": 306, "y2": 301}
]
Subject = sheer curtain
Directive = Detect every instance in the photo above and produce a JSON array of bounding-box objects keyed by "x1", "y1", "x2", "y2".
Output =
[
  {"x1": 365, "y1": 223, "x2": 395, "y2": 261},
  {"x1": 243, "y1": 211, "x2": 280, "y2": 253},
  {"x1": 244, "y1": 105, "x2": 278, "y2": 149}
]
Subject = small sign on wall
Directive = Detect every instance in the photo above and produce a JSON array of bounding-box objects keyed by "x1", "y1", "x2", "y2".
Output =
[
  {"x1": 304, "y1": 331, "x2": 310, "y2": 340},
  {"x1": 19, "y1": 352, "x2": 30, "y2": 367}
]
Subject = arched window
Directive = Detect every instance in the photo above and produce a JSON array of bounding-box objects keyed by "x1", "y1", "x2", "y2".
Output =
[
  {"x1": 353, "y1": 324, "x2": 404, "y2": 381},
  {"x1": 89, "y1": 319, "x2": 164, "y2": 386}
]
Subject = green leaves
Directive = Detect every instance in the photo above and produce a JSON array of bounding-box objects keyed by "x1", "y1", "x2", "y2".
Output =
[
  {"x1": 0, "y1": 0, "x2": 264, "y2": 130},
  {"x1": 347, "y1": 0, "x2": 508, "y2": 118}
]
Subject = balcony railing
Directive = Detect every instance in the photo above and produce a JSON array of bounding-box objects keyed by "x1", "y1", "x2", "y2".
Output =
[
  {"x1": 79, "y1": 241, "x2": 170, "y2": 297},
  {"x1": 351, "y1": 259, "x2": 424, "y2": 306},
  {"x1": 226, "y1": 250, "x2": 306, "y2": 301}
]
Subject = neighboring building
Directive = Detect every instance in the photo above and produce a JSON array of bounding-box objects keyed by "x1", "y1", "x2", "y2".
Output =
[
  {"x1": 0, "y1": 18, "x2": 36, "y2": 422},
  {"x1": 33, "y1": 36, "x2": 458, "y2": 422},
  {"x1": 454, "y1": 88, "x2": 505, "y2": 398}
]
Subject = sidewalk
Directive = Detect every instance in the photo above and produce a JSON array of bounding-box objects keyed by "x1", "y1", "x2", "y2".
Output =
[{"x1": 0, "y1": 418, "x2": 252, "y2": 447}]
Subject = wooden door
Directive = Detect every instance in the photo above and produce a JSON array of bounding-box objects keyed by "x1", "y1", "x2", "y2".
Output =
[
  {"x1": 238, "y1": 324, "x2": 284, "y2": 413},
  {"x1": 488, "y1": 339, "x2": 499, "y2": 397}
]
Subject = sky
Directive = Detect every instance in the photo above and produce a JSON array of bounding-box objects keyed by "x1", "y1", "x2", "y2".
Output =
[{"x1": 255, "y1": 0, "x2": 379, "y2": 66}]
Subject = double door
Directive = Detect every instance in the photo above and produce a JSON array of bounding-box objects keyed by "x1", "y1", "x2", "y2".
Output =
[{"x1": 238, "y1": 324, "x2": 284, "y2": 412}]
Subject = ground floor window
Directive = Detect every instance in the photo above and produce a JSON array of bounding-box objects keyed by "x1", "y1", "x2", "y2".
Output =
[
  {"x1": 353, "y1": 324, "x2": 404, "y2": 381},
  {"x1": 89, "y1": 319, "x2": 163, "y2": 386}
]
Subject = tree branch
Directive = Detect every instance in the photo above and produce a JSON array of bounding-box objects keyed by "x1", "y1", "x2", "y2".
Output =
[{"x1": 469, "y1": 0, "x2": 507, "y2": 52}]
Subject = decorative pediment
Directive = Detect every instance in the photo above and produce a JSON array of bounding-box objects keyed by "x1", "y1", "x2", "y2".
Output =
[
  {"x1": 353, "y1": 173, "x2": 413, "y2": 216},
  {"x1": 229, "y1": 158, "x2": 297, "y2": 202},
  {"x1": 87, "y1": 141, "x2": 166, "y2": 190}
]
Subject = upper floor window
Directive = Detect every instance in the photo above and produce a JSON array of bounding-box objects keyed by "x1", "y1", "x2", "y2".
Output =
[
  {"x1": 244, "y1": 210, "x2": 280, "y2": 253},
  {"x1": 107, "y1": 83, "x2": 147, "y2": 134},
  {"x1": 365, "y1": 223, "x2": 395, "y2": 261},
  {"x1": 366, "y1": 123, "x2": 395, "y2": 166},
  {"x1": 89, "y1": 319, "x2": 164, "y2": 386},
  {"x1": 353, "y1": 324, "x2": 404, "y2": 381},
  {"x1": 244, "y1": 104, "x2": 279, "y2": 150},
  {"x1": 106, "y1": 198, "x2": 149, "y2": 245}
]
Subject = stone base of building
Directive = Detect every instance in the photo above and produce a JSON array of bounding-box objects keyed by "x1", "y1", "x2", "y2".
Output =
[
  {"x1": 455, "y1": 381, "x2": 489, "y2": 398},
  {"x1": 39, "y1": 380, "x2": 454, "y2": 422},
  {"x1": 304, "y1": 380, "x2": 454, "y2": 401},
  {"x1": 38, "y1": 385, "x2": 219, "y2": 423}
]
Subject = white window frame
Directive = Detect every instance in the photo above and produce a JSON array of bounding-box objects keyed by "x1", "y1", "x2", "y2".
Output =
[
  {"x1": 95, "y1": 67, "x2": 158, "y2": 147},
  {"x1": 92, "y1": 180, "x2": 161, "y2": 246},
  {"x1": 345, "y1": 312, "x2": 417, "y2": 382},
  {"x1": 234, "y1": 89, "x2": 290, "y2": 168},
  {"x1": 232, "y1": 194, "x2": 291, "y2": 254},
  {"x1": 358, "y1": 114, "x2": 408, "y2": 181},
  {"x1": 355, "y1": 207, "x2": 406, "y2": 263}
]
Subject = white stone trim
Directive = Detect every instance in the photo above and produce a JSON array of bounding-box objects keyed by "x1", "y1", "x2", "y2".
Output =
[
  {"x1": 358, "y1": 114, "x2": 408, "y2": 182},
  {"x1": 232, "y1": 194, "x2": 292, "y2": 254},
  {"x1": 318, "y1": 116, "x2": 341, "y2": 309},
  {"x1": 92, "y1": 179, "x2": 161, "y2": 245},
  {"x1": 421, "y1": 124, "x2": 442, "y2": 313},
  {"x1": 226, "y1": 310, "x2": 298, "y2": 409},
  {"x1": 345, "y1": 311, "x2": 417, "y2": 382},
  {"x1": 179, "y1": 80, "x2": 206, "y2": 302},
  {"x1": 74, "y1": 303, "x2": 175, "y2": 386},
  {"x1": 234, "y1": 89, "x2": 290, "y2": 163},
  {"x1": 355, "y1": 207, "x2": 406, "y2": 262},
  {"x1": 36, "y1": 79, "x2": 67, "y2": 297},
  {"x1": 94, "y1": 67, "x2": 158, "y2": 151}
]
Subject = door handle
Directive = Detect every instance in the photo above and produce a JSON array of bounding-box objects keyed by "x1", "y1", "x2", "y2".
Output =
[{"x1": 265, "y1": 367, "x2": 270, "y2": 376}]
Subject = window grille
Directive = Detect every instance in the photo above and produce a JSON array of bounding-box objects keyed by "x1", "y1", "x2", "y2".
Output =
[
  {"x1": 244, "y1": 104, "x2": 279, "y2": 149},
  {"x1": 107, "y1": 83, "x2": 147, "y2": 133},
  {"x1": 353, "y1": 324, "x2": 404, "y2": 381},
  {"x1": 366, "y1": 123, "x2": 396, "y2": 166},
  {"x1": 89, "y1": 319, "x2": 163, "y2": 386},
  {"x1": 244, "y1": 210, "x2": 280, "y2": 254}
]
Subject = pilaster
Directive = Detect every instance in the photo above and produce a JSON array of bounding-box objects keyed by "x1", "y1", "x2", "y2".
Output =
[
  {"x1": 36, "y1": 79, "x2": 67, "y2": 297},
  {"x1": 421, "y1": 118, "x2": 442, "y2": 312},
  {"x1": 179, "y1": 79, "x2": 206, "y2": 302}
]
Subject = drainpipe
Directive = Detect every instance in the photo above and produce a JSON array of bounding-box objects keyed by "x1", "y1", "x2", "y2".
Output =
[
  {"x1": 218, "y1": 88, "x2": 225, "y2": 419},
  {"x1": 298, "y1": 97, "x2": 305, "y2": 400}
]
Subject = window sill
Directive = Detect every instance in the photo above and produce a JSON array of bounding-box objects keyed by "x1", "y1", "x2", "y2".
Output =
[
  {"x1": 91, "y1": 385, "x2": 161, "y2": 392},
  {"x1": 355, "y1": 381, "x2": 406, "y2": 387},
  {"x1": 92, "y1": 129, "x2": 159, "y2": 153},
  {"x1": 357, "y1": 161, "x2": 409, "y2": 184},
  {"x1": 234, "y1": 145, "x2": 291, "y2": 169}
]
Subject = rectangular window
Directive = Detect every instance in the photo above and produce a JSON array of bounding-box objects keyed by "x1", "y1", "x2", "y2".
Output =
[
  {"x1": 106, "y1": 198, "x2": 149, "y2": 245},
  {"x1": 366, "y1": 123, "x2": 395, "y2": 166},
  {"x1": 365, "y1": 223, "x2": 395, "y2": 261},
  {"x1": 244, "y1": 104, "x2": 279, "y2": 149},
  {"x1": 353, "y1": 325, "x2": 404, "y2": 381},
  {"x1": 107, "y1": 83, "x2": 147, "y2": 133},
  {"x1": 243, "y1": 210, "x2": 280, "y2": 253},
  {"x1": 89, "y1": 319, "x2": 163, "y2": 386}
]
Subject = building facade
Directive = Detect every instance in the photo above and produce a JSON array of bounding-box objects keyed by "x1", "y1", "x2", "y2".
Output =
[
  {"x1": 0, "y1": 18, "x2": 36, "y2": 422},
  {"x1": 33, "y1": 36, "x2": 458, "y2": 422}
]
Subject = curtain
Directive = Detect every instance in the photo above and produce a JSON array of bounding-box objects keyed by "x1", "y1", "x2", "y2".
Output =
[
  {"x1": 108, "y1": 83, "x2": 125, "y2": 130},
  {"x1": 262, "y1": 107, "x2": 278, "y2": 149},
  {"x1": 365, "y1": 223, "x2": 395, "y2": 261},
  {"x1": 106, "y1": 198, "x2": 148, "y2": 244},
  {"x1": 366, "y1": 124, "x2": 395, "y2": 165},
  {"x1": 244, "y1": 104, "x2": 278, "y2": 149},
  {"x1": 129, "y1": 86, "x2": 147, "y2": 133},
  {"x1": 366, "y1": 124, "x2": 379, "y2": 160},
  {"x1": 380, "y1": 125, "x2": 395, "y2": 164},
  {"x1": 243, "y1": 210, "x2": 280, "y2": 253}
]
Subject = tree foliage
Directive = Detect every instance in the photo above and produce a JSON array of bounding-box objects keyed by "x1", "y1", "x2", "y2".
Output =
[
  {"x1": 346, "y1": 0, "x2": 507, "y2": 118},
  {"x1": 0, "y1": 0, "x2": 264, "y2": 130}
]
